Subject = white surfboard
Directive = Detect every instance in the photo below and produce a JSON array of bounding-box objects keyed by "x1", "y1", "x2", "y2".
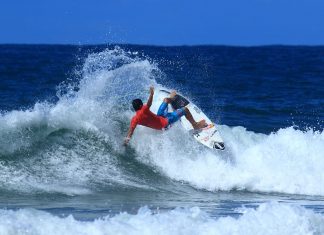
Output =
[{"x1": 153, "y1": 89, "x2": 225, "y2": 150}]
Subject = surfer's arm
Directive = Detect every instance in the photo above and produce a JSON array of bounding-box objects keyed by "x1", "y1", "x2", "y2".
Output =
[
  {"x1": 124, "y1": 117, "x2": 137, "y2": 145},
  {"x1": 147, "y1": 86, "x2": 154, "y2": 108},
  {"x1": 124, "y1": 126, "x2": 136, "y2": 145}
]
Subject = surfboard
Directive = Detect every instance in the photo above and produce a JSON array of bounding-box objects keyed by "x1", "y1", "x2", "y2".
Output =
[{"x1": 154, "y1": 89, "x2": 225, "y2": 150}]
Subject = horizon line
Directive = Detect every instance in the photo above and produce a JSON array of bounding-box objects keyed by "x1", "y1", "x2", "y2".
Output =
[{"x1": 1, "y1": 42, "x2": 324, "y2": 48}]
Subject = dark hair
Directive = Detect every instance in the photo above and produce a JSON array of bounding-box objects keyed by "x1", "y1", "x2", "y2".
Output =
[{"x1": 132, "y1": 99, "x2": 143, "y2": 111}]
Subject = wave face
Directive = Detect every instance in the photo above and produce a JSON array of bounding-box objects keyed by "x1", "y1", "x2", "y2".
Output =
[
  {"x1": 0, "y1": 47, "x2": 160, "y2": 195},
  {"x1": 0, "y1": 47, "x2": 323, "y2": 197},
  {"x1": 0, "y1": 203, "x2": 323, "y2": 235}
]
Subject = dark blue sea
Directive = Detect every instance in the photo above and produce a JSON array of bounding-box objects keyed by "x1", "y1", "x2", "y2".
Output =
[{"x1": 0, "y1": 44, "x2": 323, "y2": 234}]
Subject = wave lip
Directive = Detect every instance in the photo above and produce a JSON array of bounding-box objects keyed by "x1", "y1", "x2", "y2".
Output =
[{"x1": 0, "y1": 203, "x2": 323, "y2": 235}]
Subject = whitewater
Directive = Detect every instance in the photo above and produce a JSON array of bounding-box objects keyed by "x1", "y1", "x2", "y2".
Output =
[
  {"x1": 1, "y1": 203, "x2": 324, "y2": 235},
  {"x1": 0, "y1": 45, "x2": 323, "y2": 234}
]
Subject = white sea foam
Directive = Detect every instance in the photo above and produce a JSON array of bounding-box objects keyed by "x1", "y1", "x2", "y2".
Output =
[
  {"x1": 134, "y1": 122, "x2": 324, "y2": 195},
  {"x1": 0, "y1": 203, "x2": 323, "y2": 235}
]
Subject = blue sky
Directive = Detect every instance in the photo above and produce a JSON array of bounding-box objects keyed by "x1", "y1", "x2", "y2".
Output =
[{"x1": 1, "y1": 0, "x2": 324, "y2": 45}]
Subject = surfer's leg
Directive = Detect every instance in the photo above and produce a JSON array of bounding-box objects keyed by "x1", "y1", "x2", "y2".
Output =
[
  {"x1": 166, "y1": 107, "x2": 185, "y2": 125},
  {"x1": 157, "y1": 101, "x2": 168, "y2": 116},
  {"x1": 162, "y1": 91, "x2": 177, "y2": 104},
  {"x1": 166, "y1": 107, "x2": 205, "y2": 129},
  {"x1": 183, "y1": 107, "x2": 207, "y2": 129},
  {"x1": 157, "y1": 92, "x2": 177, "y2": 116}
]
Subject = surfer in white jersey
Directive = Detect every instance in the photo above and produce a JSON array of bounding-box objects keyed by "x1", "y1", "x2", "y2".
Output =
[{"x1": 124, "y1": 86, "x2": 206, "y2": 145}]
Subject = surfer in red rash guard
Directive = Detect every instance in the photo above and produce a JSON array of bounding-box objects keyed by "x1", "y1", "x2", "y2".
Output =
[{"x1": 124, "y1": 86, "x2": 206, "y2": 145}]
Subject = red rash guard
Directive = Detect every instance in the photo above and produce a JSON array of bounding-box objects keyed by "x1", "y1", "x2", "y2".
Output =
[{"x1": 130, "y1": 104, "x2": 168, "y2": 130}]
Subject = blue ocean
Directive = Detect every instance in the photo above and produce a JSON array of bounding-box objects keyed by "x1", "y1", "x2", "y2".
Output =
[{"x1": 0, "y1": 44, "x2": 323, "y2": 234}]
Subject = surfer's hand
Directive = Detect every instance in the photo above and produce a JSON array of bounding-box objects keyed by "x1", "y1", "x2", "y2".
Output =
[
  {"x1": 123, "y1": 137, "x2": 130, "y2": 146},
  {"x1": 149, "y1": 86, "x2": 154, "y2": 94}
]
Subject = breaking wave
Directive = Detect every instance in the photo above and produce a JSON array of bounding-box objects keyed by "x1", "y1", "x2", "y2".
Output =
[{"x1": 0, "y1": 47, "x2": 323, "y2": 196}]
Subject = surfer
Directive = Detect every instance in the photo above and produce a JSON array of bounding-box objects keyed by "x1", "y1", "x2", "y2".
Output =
[{"x1": 124, "y1": 86, "x2": 206, "y2": 145}]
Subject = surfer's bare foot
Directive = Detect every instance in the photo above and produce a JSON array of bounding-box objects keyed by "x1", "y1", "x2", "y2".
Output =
[
  {"x1": 169, "y1": 91, "x2": 177, "y2": 99},
  {"x1": 193, "y1": 120, "x2": 207, "y2": 129}
]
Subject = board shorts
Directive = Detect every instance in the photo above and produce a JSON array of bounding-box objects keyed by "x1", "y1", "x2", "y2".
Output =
[{"x1": 157, "y1": 102, "x2": 186, "y2": 127}]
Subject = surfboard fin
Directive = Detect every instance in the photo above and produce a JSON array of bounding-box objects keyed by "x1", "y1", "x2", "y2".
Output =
[{"x1": 212, "y1": 142, "x2": 225, "y2": 150}]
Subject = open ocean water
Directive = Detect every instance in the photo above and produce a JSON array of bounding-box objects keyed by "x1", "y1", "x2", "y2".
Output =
[{"x1": 0, "y1": 44, "x2": 323, "y2": 234}]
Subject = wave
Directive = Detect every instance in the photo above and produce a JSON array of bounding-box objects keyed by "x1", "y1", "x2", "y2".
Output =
[
  {"x1": 134, "y1": 125, "x2": 324, "y2": 196},
  {"x1": 0, "y1": 203, "x2": 323, "y2": 235},
  {"x1": 0, "y1": 47, "x2": 161, "y2": 195},
  {"x1": 0, "y1": 47, "x2": 323, "y2": 196}
]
